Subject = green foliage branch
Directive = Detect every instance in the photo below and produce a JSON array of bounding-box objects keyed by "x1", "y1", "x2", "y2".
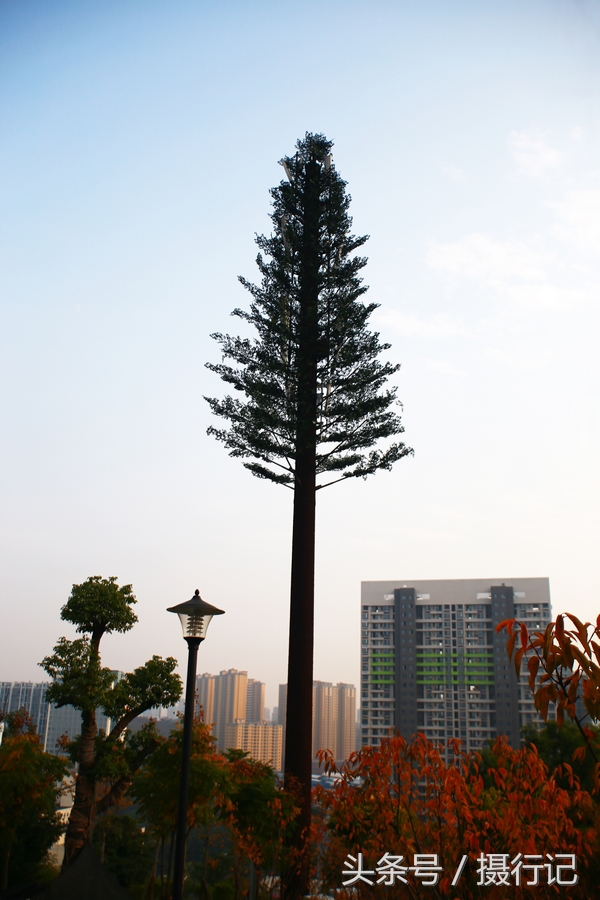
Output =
[
  {"x1": 521, "y1": 720, "x2": 600, "y2": 795},
  {"x1": 205, "y1": 132, "x2": 412, "y2": 489}
]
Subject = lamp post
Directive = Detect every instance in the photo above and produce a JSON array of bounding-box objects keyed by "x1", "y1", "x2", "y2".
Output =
[{"x1": 168, "y1": 589, "x2": 224, "y2": 900}]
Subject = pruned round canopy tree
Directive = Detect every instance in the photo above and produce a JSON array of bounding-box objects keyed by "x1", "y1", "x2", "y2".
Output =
[{"x1": 41, "y1": 576, "x2": 183, "y2": 870}]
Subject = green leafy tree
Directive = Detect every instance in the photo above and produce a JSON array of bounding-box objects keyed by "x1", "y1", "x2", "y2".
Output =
[
  {"x1": 0, "y1": 710, "x2": 67, "y2": 889},
  {"x1": 131, "y1": 714, "x2": 223, "y2": 900},
  {"x1": 131, "y1": 719, "x2": 299, "y2": 900},
  {"x1": 219, "y1": 749, "x2": 299, "y2": 900},
  {"x1": 92, "y1": 811, "x2": 154, "y2": 892},
  {"x1": 40, "y1": 575, "x2": 183, "y2": 868},
  {"x1": 522, "y1": 721, "x2": 600, "y2": 794},
  {"x1": 205, "y1": 132, "x2": 412, "y2": 895}
]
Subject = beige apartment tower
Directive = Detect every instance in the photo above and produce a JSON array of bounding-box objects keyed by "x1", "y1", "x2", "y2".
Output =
[
  {"x1": 312, "y1": 681, "x2": 337, "y2": 761},
  {"x1": 224, "y1": 722, "x2": 283, "y2": 770},
  {"x1": 196, "y1": 673, "x2": 216, "y2": 729},
  {"x1": 336, "y1": 682, "x2": 357, "y2": 763},
  {"x1": 196, "y1": 669, "x2": 248, "y2": 750},
  {"x1": 278, "y1": 680, "x2": 357, "y2": 767}
]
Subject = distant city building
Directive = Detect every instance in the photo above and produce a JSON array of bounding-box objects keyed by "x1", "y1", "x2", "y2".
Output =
[
  {"x1": 278, "y1": 680, "x2": 357, "y2": 769},
  {"x1": 0, "y1": 681, "x2": 111, "y2": 754},
  {"x1": 46, "y1": 704, "x2": 100, "y2": 755},
  {"x1": 246, "y1": 678, "x2": 265, "y2": 723},
  {"x1": 224, "y1": 722, "x2": 283, "y2": 770},
  {"x1": 196, "y1": 672, "x2": 216, "y2": 728},
  {"x1": 336, "y1": 682, "x2": 357, "y2": 763},
  {"x1": 360, "y1": 578, "x2": 553, "y2": 753},
  {"x1": 214, "y1": 669, "x2": 248, "y2": 750},
  {"x1": 146, "y1": 705, "x2": 179, "y2": 720},
  {"x1": 277, "y1": 685, "x2": 287, "y2": 727},
  {"x1": 0, "y1": 682, "x2": 49, "y2": 739},
  {"x1": 312, "y1": 681, "x2": 337, "y2": 761},
  {"x1": 196, "y1": 669, "x2": 266, "y2": 751}
]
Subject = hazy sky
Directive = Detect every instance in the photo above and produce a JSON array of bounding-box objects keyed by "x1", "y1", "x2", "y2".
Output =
[{"x1": 1, "y1": 0, "x2": 599, "y2": 711}]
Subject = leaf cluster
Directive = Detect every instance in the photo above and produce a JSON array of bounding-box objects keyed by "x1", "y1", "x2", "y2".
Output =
[
  {"x1": 61, "y1": 575, "x2": 137, "y2": 644},
  {"x1": 205, "y1": 132, "x2": 412, "y2": 489},
  {"x1": 0, "y1": 726, "x2": 68, "y2": 887},
  {"x1": 41, "y1": 636, "x2": 117, "y2": 712},
  {"x1": 499, "y1": 613, "x2": 600, "y2": 775},
  {"x1": 131, "y1": 714, "x2": 223, "y2": 838},
  {"x1": 314, "y1": 732, "x2": 599, "y2": 898},
  {"x1": 522, "y1": 721, "x2": 600, "y2": 795},
  {"x1": 219, "y1": 748, "x2": 299, "y2": 870},
  {"x1": 103, "y1": 655, "x2": 181, "y2": 738},
  {"x1": 0, "y1": 707, "x2": 38, "y2": 738}
]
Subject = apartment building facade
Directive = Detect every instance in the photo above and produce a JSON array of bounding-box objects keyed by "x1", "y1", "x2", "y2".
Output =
[
  {"x1": 361, "y1": 578, "x2": 552, "y2": 752},
  {"x1": 224, "y1": 722, "x2": 282, "y2": 770},
  {"x1": 196, "y1": 669, "x2": 268, "y2": 753}
]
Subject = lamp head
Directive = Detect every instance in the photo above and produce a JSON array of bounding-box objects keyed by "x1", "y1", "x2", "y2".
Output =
[{"x1": 167, "y1": 589, "x2": 225, "y2": 641}]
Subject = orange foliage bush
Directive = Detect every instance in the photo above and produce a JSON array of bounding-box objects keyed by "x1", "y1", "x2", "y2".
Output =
[
  {"x1": 313, "y1": 732, "x2": 599, "y2": 898},
  {"x1": 499, "y1": 614, "x2": 600, "y2": 773}
]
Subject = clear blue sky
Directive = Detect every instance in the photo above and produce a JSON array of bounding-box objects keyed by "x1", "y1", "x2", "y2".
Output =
[{"x1": 1, "y1": 0, "x2": 599, "y2": 710}]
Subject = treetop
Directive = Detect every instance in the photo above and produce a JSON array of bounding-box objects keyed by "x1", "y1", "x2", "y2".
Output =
[
  {"x1": 61, "y1": 575, "x2": 137, "y2": 640},
  {"x1": 205, "y1": 132, "x2": 412, "y2": 489}
]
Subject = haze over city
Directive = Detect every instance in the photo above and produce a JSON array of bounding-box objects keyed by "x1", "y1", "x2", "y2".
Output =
[{"x1": 1, "y1": 0, "x2": 599, "y2": 711}]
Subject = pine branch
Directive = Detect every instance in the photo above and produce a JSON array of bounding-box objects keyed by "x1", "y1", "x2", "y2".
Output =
[{"x1": 205, "y1": 133, "x2": 412, "y2": 488}]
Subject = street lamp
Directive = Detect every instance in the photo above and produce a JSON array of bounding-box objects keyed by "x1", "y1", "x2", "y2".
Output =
[{"x1": 168, "y1": 589, "x2": 224, "y2": 900}]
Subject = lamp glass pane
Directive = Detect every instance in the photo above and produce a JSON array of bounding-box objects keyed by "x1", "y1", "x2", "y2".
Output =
[{"x1": 177, "y1": 612, "x2": 213, "y2": 639}]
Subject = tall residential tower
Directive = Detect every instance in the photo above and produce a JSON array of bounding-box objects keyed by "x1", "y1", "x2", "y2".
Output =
[{"x1": 361, "y1": 578, "x2": 552, "y2": 752}]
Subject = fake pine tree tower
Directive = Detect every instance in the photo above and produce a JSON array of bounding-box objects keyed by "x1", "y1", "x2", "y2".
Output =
[{"x1": 206, "y1": 133, "x2": 412, "y2": 897}]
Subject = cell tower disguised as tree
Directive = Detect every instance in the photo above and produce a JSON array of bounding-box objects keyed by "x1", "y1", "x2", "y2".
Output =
[{"x1": 206, "y1": 132, "x2": 412, "y2": 895}]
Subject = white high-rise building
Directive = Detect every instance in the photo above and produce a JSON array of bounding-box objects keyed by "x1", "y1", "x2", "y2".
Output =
[{"x1": 360, "y1": 578, "x2": 553, "y2": 753}]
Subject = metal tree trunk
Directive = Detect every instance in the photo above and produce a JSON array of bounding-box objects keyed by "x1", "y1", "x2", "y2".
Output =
[{"x1": 283, "y1": 159, "x2": 320, "y2": 898}]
